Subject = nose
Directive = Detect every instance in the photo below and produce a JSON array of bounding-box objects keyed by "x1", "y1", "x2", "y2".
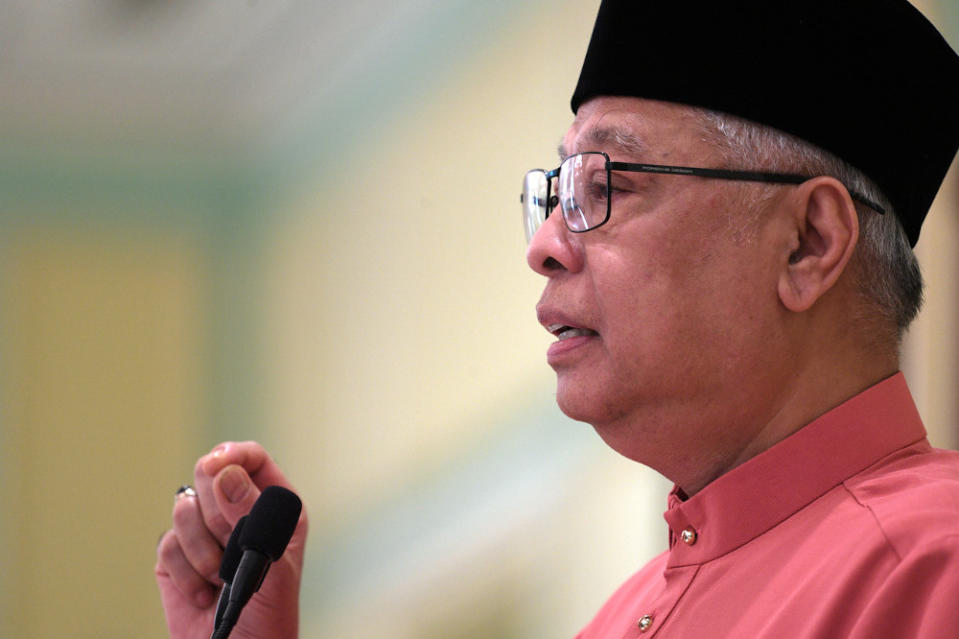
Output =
[{"x1": 526, "y1": 207, "x2": 585, "y2": 276}]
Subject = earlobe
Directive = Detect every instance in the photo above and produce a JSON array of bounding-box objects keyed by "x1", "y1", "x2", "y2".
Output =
[{"x1": 777, "y1": 177, "x2": 859, "y2": 313}]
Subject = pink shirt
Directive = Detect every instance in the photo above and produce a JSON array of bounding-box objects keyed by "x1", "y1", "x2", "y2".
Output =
[{"x1": 576, "y1": 373, "x2": 959, "y2": 639}]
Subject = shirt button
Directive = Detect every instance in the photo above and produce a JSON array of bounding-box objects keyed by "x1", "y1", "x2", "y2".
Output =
[
  {"x1": 681, "y1": 527, "x2": 698, "y2": 545},
  {"x1": 638, "y1": 614, "x2": 654, "y2": 632}
]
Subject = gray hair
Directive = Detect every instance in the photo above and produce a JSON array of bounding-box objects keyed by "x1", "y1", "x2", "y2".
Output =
[{"x1": 694, "y1": 108, "x2": 923, "y2": 344}]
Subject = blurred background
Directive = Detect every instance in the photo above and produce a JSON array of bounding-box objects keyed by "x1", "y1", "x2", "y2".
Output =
[{"x1": 0, "y1": 1, "x2": 956, "y2": 637}]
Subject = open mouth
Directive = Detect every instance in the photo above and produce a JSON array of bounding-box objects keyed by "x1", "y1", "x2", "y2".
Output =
[{"x1": 547, "y1": 324, "x2": 599, "y2": 341}]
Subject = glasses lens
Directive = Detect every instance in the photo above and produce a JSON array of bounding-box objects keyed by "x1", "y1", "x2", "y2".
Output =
[
  {"x1": 560, "y1": 152, "x2": 609, "y2": 232},
  {"x1": 522, "y1": 169, "x2": 549, "y2": 243}
]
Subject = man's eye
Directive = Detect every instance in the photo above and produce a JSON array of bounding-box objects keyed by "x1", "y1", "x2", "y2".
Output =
[
  {"x1": 585, "y1": 181, "x2": 611, "y2": 201},
  {"x1": 585, "y1": 181, "x2": 631, "y2": 202}
]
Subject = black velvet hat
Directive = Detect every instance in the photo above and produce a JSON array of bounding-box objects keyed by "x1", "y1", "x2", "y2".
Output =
[{"x1": 571, "y1": 0, "x2": 959, "y2": 246}]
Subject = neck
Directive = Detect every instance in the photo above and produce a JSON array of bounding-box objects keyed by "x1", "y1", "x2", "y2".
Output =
[{"x1": 673, "y1": 312, "x2": 900, "y2": 496}]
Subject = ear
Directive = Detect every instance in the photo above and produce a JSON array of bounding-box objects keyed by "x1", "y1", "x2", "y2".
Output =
[{"x1": 777, "y1": 177, "x2": 859, "y2": 313}]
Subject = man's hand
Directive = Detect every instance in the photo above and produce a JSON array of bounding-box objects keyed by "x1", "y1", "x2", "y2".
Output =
[{"x1": 155, "y1": 442, "x2": 308, "y2": 639}]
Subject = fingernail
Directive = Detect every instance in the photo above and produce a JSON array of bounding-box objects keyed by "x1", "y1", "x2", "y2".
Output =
[
  {"x1": 218, "y1": 466, "x2": 250, "y2": 504},
  {"x1": 201, "y1": 445, "x2": 229, "y2": 475}
]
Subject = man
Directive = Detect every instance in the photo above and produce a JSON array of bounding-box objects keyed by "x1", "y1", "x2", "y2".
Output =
[{"x1": 156, "y1": 1, "x2": 959, "y2": 637}]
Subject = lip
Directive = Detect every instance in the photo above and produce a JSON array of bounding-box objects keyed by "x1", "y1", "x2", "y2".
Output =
[
  {"x1": 546, "y1": 332, "x2": 596, "y2": 363},
  {"x1": 537, "y1": 307, "x2": 599, "y2": 364}
]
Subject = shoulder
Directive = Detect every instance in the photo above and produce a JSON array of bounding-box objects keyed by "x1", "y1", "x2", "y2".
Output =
[{"x1": 844, "y1": 443, "x2": 959, "y2": 561}]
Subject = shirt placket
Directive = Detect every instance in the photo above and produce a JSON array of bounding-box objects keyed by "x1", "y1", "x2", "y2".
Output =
[{"x1": 619, "y1": 563, "x2": 700, "y2": 638}]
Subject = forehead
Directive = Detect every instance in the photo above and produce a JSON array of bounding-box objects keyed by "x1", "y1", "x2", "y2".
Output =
[{"x1": 561, "y1": 97, "x2": 712, "y2": 162}]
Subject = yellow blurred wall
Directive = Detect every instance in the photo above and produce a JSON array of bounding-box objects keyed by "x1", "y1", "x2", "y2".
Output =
[{"x1": 1, "y1": 224, "x2": 205, "y2": 637}]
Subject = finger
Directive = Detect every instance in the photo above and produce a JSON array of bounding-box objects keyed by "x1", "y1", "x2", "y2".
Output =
[
  {"x1": 198, "y1": 463, "x2": 266, "y2": 547},
  {"x1": 193, "y1": 441, "x2": 307, "y2": 546},
  {"x1": 171, "y1": 490, "x2": 225, "y2": 584},
  {"x1": 191, "y1": 442, "x2": 267, "y2": 541},
  {"x1": 199, "y1": 441, "x2": 295, "y2": 492},
  {"x1": 210, "y1": 464, "x2": 270, "y2": 544},
  {"x1": 155, "y1": 529, "x2": 218, "y2": 609},
  {"x1": 192, "y1": 456, "x2": 235, "y2": 543},
  {"x1": 194, "y1": 441, "x2": 298, "y2": 543}
]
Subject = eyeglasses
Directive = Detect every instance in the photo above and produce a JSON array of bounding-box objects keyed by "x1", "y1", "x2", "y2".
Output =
[{"x1": 520, "y1": 151, "x2": 885, "y2": 243}]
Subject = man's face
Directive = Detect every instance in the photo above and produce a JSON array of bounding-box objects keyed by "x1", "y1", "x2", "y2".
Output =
[{"x1": 527, "y1": 97, "x2": 791, "y2": 474}]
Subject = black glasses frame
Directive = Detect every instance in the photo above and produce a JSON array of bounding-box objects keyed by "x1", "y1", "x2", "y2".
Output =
[{"x1": 522, "y1": 151, "x2": 885, "y2": 239}]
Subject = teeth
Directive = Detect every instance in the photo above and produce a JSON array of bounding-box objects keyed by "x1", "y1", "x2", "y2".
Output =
[
  {"x1": 557, "y1": 328, "x2": 593, "y2": 340},
  {"x1": 547, "y1": 323, "x2": 595, "y2": 341}
]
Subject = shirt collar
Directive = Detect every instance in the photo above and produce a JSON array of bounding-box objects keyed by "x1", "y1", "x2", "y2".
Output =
[{"x1": 663, "y1": 372, "x2": 927, "y2": 566}]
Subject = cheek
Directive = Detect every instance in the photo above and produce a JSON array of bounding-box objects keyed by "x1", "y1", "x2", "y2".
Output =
[
  {"x1": 586, "y1": 199, "x2": 774, "y2": 368},
  {"x1": 599, "y1": 248, "x2": 760, "y2": 382}
]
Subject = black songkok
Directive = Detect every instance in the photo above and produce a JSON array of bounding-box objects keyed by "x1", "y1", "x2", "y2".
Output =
[{"x1": 571, "y1": 0, "x2": 959, "y2": 246}]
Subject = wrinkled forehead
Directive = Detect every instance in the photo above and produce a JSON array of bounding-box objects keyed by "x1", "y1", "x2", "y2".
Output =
[{"x1": 560, "y1": 97, "x2": 714, "y2": 163}]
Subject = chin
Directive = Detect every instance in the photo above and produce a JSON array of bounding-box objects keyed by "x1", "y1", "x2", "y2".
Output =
[
  {"x1": 554, "y1": 379, "x2": 665, "y2": 466},
  {"x1": 554, "y1": 378, "x2": 591, "y2": 422},
  {"x1": 555, "y1": 380, "x2": 623, "y2": 428}
]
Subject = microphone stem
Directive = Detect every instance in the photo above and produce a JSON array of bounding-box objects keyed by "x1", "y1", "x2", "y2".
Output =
[
  {"x1": 209, "y1": 602, "x2": 241, "y2": 639},
  {"x1": 214, "y1": 583, "x2": 231, "y2": 629}
]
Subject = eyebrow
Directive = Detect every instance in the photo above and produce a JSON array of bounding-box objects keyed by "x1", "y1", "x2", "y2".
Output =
[{"x1": 557, "y1": 126, "x2": 648, "y2": 161}]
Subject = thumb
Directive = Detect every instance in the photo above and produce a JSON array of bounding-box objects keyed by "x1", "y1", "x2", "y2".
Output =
[{"x1": 210, "y1": 465, "x2": 262, "y2": 544}]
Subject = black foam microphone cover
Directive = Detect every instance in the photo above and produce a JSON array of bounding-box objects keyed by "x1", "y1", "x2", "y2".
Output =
[
  {"x1": 239, "y1": 485, "x2": 302, "y2": 560},
  {"x1": 210, "y1": 486, "x2": 303, "y2": 639}
]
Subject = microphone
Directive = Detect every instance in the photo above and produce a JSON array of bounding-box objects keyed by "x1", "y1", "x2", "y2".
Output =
[
  {"x1": 210, "y1": 486, "x2": 302, "y2": 639},
  {"x1": 214, "y1": 515, "x2": 246, "y2": 630}
]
